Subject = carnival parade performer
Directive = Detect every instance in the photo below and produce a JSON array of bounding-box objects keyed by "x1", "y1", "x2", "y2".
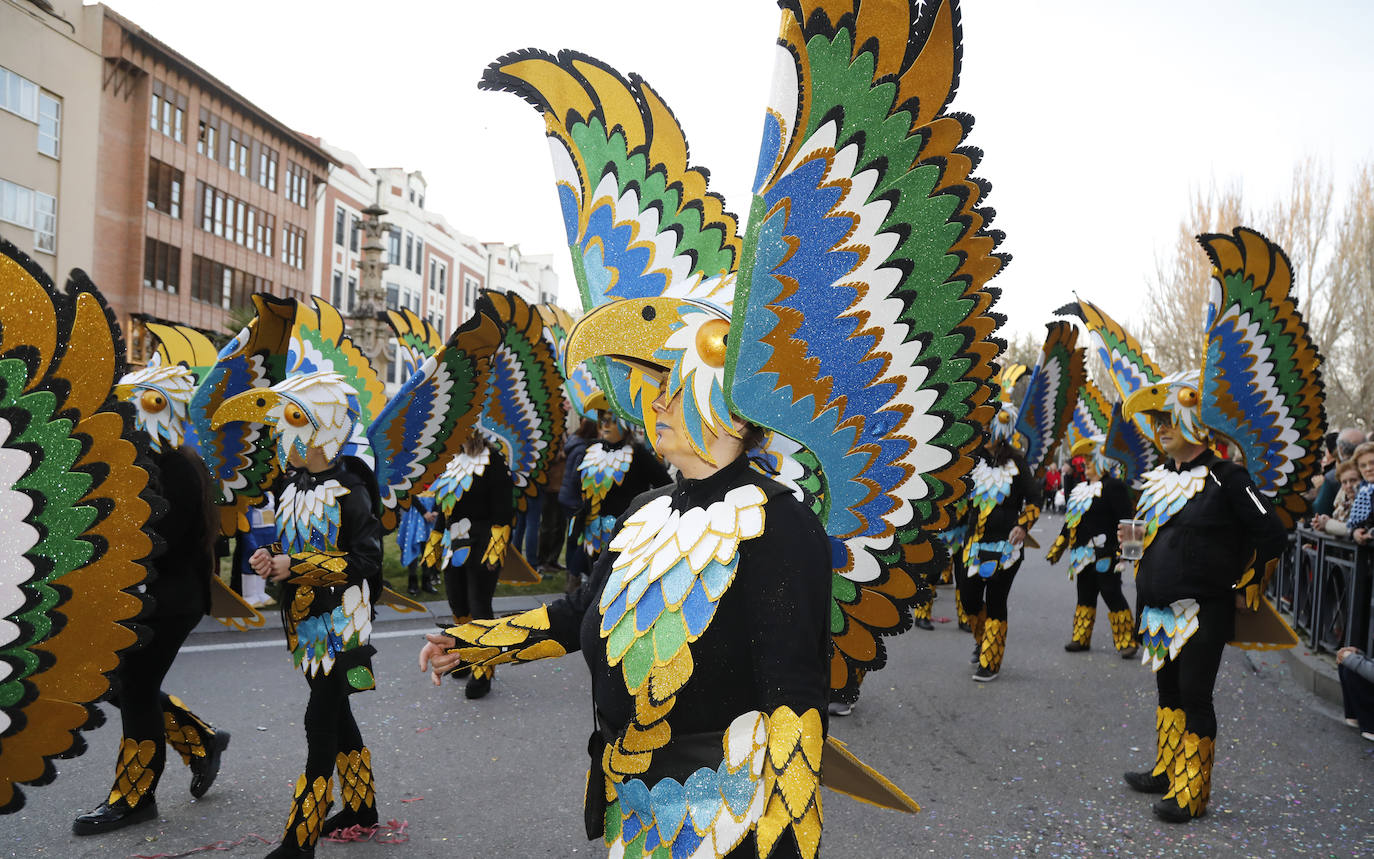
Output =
[
  {"x1": 424, "y1": 427, "x2": 514, "y2": 699},
  {"x1": 419, "y1": 0, "x2": 1011, "y2": 851},
  {"x1": 1046, "y1": 434, "x2": 1138, "y2": 657},
  {"x1": 960, "y1": 405, "x2": 1042, "y2": 681},
  {"x1": 575, "y1": 392, "x2": 670, "y2": 562},
  {"x1": 72, "y1": 371, "x2": 229, "y2": 835},
  {"x1": 213, "y1": 295, "x2": 502, "y2": 856},
  {"x1": 1108, "y1": 228, "x2": 1323, "y2": 823}
]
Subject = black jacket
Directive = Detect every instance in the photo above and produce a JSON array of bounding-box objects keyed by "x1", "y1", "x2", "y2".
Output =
[
  {"x1": 1136, "y1": 450, "x2": 1287, "y2": 606},
  {"x1": 145, "y1": 445, "x2": 216, "y2": 618}
]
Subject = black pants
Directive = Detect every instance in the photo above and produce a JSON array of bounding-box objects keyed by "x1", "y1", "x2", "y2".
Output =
[
  {"x1": 1075, "y1": 564, "x2": 1131, "y2": 612},
  {"x1": 1153, "y1": 597, "x2": 1233, "y2": 739},
  {"x1": 1339, "y1": 663, "x2": 1374, "y2": 732},
  {"x1": 959, "y1": 558, "x2": 1022, "y2": 622},
  {"x1": 538, "y1": 493, "x2": 567, "y2": 566},
  {"x1": 445, "y1": 531, "x2": 498, "y2": 622},
  {"x1": 302, "y1": 669, "x2": 364, "y2": 781},
  {"x1": 110, "y1": 611, "x2": 203, "y2": 795}
]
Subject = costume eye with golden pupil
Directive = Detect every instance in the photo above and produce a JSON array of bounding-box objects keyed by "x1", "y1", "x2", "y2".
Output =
[
  {"x1": 695, "y1": 319, "x2": 730, "y2": 368},
  {"x1": 140, "y1": 390, "x2": 166, "y2": 413},
  {"x1": 1177, "y1": 387, "x2": 1199, "y2": 407},
  {"x1": 284, "y1": 405, "x2": 310, "y2": 427},
  {"x1": 996, "y1": 411, "x2": 1011, "y2": 424}
]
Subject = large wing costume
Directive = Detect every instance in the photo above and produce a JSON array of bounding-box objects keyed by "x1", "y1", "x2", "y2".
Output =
[
  {"x1": 1120, "y1": 227, "x2": 1323, "y2": 644},
  {"x1": 0, "y1": 243, "x2": 157, "y2": 813},
  {"x1": 477, "y1": 290, "x2": 567, "y2": 512},
  {"x1": 1057, "y1": 296, "x2": 1163, "y2": 443},
  {"x1": 1013, "y1": 322, "x2": 1085, "y2": 481},
  {"x1": 387, "y1": 308, "x2": 445, "y2": 382},
  {"x1": 188, "y1": 294, "x2": 295, "y2": 536}
]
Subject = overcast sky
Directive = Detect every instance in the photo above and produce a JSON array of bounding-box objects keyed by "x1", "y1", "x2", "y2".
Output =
[{"x1": 97, "y1": 0, "x2": 1374, "y2": 339}]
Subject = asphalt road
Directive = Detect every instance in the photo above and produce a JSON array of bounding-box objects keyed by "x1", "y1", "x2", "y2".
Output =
[{"x1": 6, "y1": 513, "x2": 1373, "y2": 858}]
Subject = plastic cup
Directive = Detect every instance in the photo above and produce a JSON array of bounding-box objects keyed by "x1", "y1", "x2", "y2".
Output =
[{"x1": 1119, "y1": 519, "x2": 1146, "y2": 560}]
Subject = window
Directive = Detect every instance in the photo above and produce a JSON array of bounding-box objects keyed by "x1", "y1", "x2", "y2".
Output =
[
  {"x1": 147, "y1": 158, "x2": 183, "y2": 218},
  {"x1": 197, "y1": 109, "x2": 220, "y2": 159},
  {"x1": 349, "y1": 215, "x2": 359, "y2": 252},
  {"x1": 285, "y1": 161, "x2": 309, "y2": 207},
  {"x1": 335, "y1": 207, "x2": 346, "y2": 246},
  {"x1": 198, "y1": 181, "x2": 274, "y2": 256},
  {"x1": 150, "y1": 80, "x2": 185, "y2": 142},
  {"x1": 430, "y1": 260, "x2": 447, "y2": 295},
  {"x1": 332, "y1": 271, "x2": 343, "y2": 306},
  {"x1": 143, "y1": 238, "x2": 180, "y2": 292},
  {"x1": 386, "y1": 282, "x2": 400, "y2": 311},
  {"x1": 259, "y1": 146, "x2": 278, "y2": 191},
  {"x1": 191, "y1": 255, "x2": 268, "y2": 310},
  {"x1": 33, "y1": 193, "x2": 55, "y2": 254},
  {"x1": 414, "y1": 238, "x2": 424, "y2": 273},
  {"x1": 226, "y1": 129, "x2": 249, "y2": 177},
  {"x1": 346, "y1": 275, "x2": 357, "y2": 313},
  {"x1": 37, "y1": 94, "x2": 60, "y2": 158},
  {"x1": 0, "y1": 66, "x2": 38, "y2": 121},
  {"x1": 404, "y1": 232, "x2": 413, "y2": 270},
  {"x1": 387, "y1": 230, "x2": 400, "y2": 265},
  {"x1": 282, "y1": 224, "x2": 306, "y2": 270},
  {"x1": 0, "y1": 179, "x2": 34, "y2": 228},
  {"x1": 463, "y1": 275, "x2": 479, "y2": 310}
]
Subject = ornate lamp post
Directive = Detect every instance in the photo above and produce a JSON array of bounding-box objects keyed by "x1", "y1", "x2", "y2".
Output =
[{"x1": 351, "y1": 204, "x2": 394, "y2": 375}]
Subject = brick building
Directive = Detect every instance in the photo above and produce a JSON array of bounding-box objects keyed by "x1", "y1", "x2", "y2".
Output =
[{"x1": 91, "y1": 7, "x2": 332, "y2": 360}]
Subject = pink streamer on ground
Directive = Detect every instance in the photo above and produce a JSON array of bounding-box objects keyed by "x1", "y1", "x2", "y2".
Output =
[{"x1": 323, "y1": 819, "x2": 410, "y2": 844}]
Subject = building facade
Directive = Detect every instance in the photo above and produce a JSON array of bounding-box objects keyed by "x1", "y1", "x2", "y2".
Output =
[
  {"x1": 91, "y1": 7, "x2": 332, "y2": 361},
  {"x1": 0, "y1": 0, "x2": 104, "y2": 280}
]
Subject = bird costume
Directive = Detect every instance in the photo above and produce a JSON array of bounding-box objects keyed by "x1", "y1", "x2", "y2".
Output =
[
  {"x1": 959, "y1": 329, "x2": 1076, "y2": 681},
  {"x1": 213, "y1": 297, "x2": 500, "y2": 856},
  {"x1": 1076, "y1": 228, "x2": 1321, "y2": 823},
  {"x1": 71, "y1": 323, "x2": 236, "y2": 836},
  {"x1": 433, "y1": 1, "x2": 1008, "y2": 854},
  {"x1": 0, "y1": 242, "x2": 159, "y2": 816}
]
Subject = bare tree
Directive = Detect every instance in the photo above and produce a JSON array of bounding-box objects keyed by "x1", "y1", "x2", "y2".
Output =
[
  {"x1": 1143, "y1": 183, "x2": 1245, "y2": 373},
  {"x1": 1323, "y1": 162, "x2": 1374, "y2": 426}
]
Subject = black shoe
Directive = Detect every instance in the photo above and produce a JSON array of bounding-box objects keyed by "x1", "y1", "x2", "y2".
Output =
[
  {"x1": 971, "y1": 644, "x2": 981, "y2": 664},
  {"x1": 958, "y1": 621, "x2": 972, "y2": 633},
  {"x1": 1064, "y1": 641, "x2": 1090, "y2": 652},
  {"x1": 407, "y1": 578, "x2": 420, "y2": 597},
  {"x1": 1152, "y1": 797, "x2": 1202, "y2": 823},
  {"x1": 1123, "y1": 770, "x2": 1170, "y2": 794},
  {"x1": 914, "y1": 617, "x2": 934, "y2": 631},
  {"x1": 1119, "y1": 645, "x2": 1139, "y2": 659},
  {"x1": 72, "y1": 798, "x2": 159, "y2": 836},
  {"x1": 971, "y1": 666, "x2": 999, "y2": 682},
  {"x1": 422, "y1": 574, "x2": 439, "y2": 595},
  {"x1": 189, "y1": 729, "x2": 230, "y2": 798},
  {"x1": 465, "y1": 673, "x2": 492, "y2": 699},
  {"x1": 322, "y1": 804, "x2": 379, "y2": 837}
]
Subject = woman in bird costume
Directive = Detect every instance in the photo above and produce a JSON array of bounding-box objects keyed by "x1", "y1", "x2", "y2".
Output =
[
  {"x1": 1045, "y1": 383, "x2": 1144, "y2": 658},
  {"x1": 958, "y1": 332, "x2": 1076, "y2": 682},
  {"x1": 212, "y1": 297, "x2": 500, "y2": 857},
  {"x1": 575, "y1": 392, "x2": 671, "y2": 561},
  {"x1": 71, "y1": 323, "x2": 234, "y2": 836},
  {"x1": 1080, "y1": 228, "x2": 1320, "y2": 823},
  {"x1": 419, "y1": 1, "x2": 1008, "y2": 854},
  {"x1": 0, "y1": 243, "x2": 159, "y2": 816}
]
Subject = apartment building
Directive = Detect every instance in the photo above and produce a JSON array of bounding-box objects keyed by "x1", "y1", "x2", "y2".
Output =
[{"x1": 91, "y1": 7, "x2": 333, "y2": 359}]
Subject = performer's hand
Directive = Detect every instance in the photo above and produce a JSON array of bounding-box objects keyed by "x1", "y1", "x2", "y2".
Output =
[
  {"x1": 266, "y1": 553, "x2": 291, "y2": 582},
  {"x1": 423, "y1": 511, "x2": 437, "y2": 523},
  {"x1": 419, "y1": 633, "x2": 461, "y2": 686},
  {"x1": 1009, "y1": 526, "x2": 1026, "y2": 547},
  {"x1": 1356, "y1": 528, "x2": 1371, "y2": 545},
  {"x1": 249, "y1": 548, "x2": 272, "y2": 577}
]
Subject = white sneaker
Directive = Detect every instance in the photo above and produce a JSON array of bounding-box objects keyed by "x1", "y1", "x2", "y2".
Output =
[
  {"x1": 828, "y1": 701, "x2": 854, "y2": 717},
  {"x1": 1362, "y1": 731, "x2": 1374, "y2": 742}
]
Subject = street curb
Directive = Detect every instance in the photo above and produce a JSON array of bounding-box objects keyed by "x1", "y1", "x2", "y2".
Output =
[{"x1": 1278, "y1": 645, "x2": 1342, "y2": 707}]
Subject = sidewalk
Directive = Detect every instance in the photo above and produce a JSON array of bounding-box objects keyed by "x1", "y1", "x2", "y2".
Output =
[{"x1": 1275, "y1": 643, "x2": 1343, "y2": 707}]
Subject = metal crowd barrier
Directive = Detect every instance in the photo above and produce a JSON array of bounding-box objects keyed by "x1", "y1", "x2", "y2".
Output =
[{"x1": 1271, "y1": 527, "x2": 1373, "y2": 654}]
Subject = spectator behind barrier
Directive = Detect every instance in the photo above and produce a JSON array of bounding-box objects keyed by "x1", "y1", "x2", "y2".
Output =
[
  {"x1": 1343, "y1": 442, "x2": 1374, "y2": 545},
  {"x1": 1314, "y1": 427, "x2": 1369, "y2": 516},
  {"x1": 1312, "y1": 460, "x2": 1360, "y2": 538}
]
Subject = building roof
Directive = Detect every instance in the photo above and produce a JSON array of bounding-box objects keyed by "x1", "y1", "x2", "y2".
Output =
[{"x1": 102, "y1": 4, "x2": 335, "y2": 168}]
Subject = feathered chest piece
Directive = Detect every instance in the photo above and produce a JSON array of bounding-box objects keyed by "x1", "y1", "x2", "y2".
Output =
[
  {"x1": 1064, "y1": 481, "x2": 1102, "y2": 528},
  {"x1": 432, "y1": 447, "x2": 490, "y2": 515},
  {"x1": 970, "y1": 459, "x2": 1017, "y2": 514},
  {"x1": 598, "y1": 484, "x2": 768, "y2": 693},
  {"x1": 277, "y1": 477, "x2": 350, "y2": 555},
  {"x1": 580, "y1": 442, "x2": 634, "y2": 503},
  {"x1": 1135, "y1": 464, "x2": 1209, "y2": 549}
]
